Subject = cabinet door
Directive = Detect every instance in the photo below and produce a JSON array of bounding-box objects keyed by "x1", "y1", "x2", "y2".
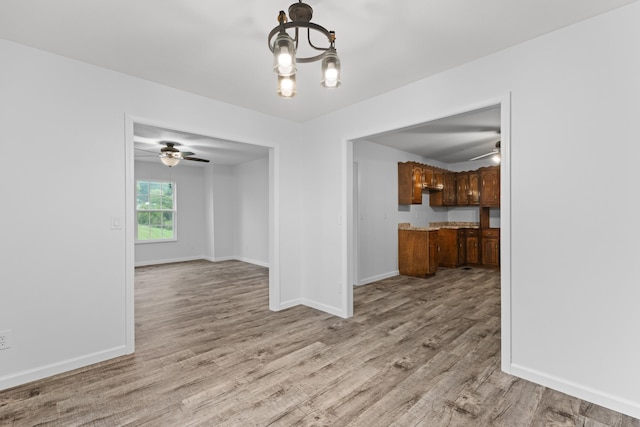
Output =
[
  {"x1": 421, "y1": 168, "x2": 434, "y2": 189},
  {"x1": 411, "y1": 166, "x2": 423, "y2": 204},
  {"x1": 443, "y1": 173, "x2": 457, "y2": 205},
  {"x1": 466, "y1": 236, "x2": 479, "y2": 264},
  {"x1": 469, "y1": 173, "x2": 480, "y2": 205},
  {"x1": 428, "y1": 231, "x2": 439, "y2": 275},
  {"x1": 480, "y1": 167, "x2": 500, "y2": 206},
  {"x1": 456, "y1": 173, "x2": 469, "y2": 205},
  {"x1": 429, "y1": 172, "x2": 444, "y2": 206},
  {"x1": 398, "y1": 162, "x2": 413, "y2": 205},
  {"x1": 482, "y1": 238, "x2": 500, "y2": 268},
  {"x1": 457, "y1": 230, "x2": 466, "y2": 266},
  {"x1": 481, "y1": 228, "x2": 500, "y2": 268},
  {"x1": 437, "y1": 229, "x2": 457, "y2": 268}
]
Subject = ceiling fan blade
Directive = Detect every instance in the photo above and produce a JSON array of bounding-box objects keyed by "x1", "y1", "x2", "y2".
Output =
[
  {"x1": 135, "y1": 147, "x2": 160, "y2": 154},
  {"x1": 181, "y1": 151, "x2": 195, "y2": 156},
  {"x1": 183, "y1": 156, "x2": 210, "y2": 163},
  {"x1": 469, "y1": 149, "x2": 498, "y2": 161}
]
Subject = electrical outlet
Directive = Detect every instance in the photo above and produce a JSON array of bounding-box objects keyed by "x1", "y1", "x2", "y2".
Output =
[{"x1": 0, "y1": 330, "x2": 12, "y2": 350}]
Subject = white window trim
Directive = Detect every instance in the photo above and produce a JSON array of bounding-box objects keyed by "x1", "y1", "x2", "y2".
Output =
[{"x1": 135, "y1": 179, "x2": 177, "y2": 244}]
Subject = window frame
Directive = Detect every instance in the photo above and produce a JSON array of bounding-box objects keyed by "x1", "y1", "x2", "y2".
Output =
[{"x1": 135, "y1": 179, "x2": 177, "y2": 244}]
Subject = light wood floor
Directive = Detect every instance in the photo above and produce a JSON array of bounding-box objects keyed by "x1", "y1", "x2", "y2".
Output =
[{"x1": 1, "y1": 260, "x2": 638, "y2": 426}]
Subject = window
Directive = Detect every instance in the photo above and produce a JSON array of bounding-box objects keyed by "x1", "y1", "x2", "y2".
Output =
[{"x1": 136, "y1": 180, "x2": 176, "y2": 242}]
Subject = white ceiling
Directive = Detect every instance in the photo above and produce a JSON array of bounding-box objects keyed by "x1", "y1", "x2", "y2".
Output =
[
  {"x1": 133, "y1": 123, "x2": 269, "y2": 166},
  {"x1": 363, "y1": 105, "x2": 502, "y2": 164},
  {"x1": 1, "y1": 0, "x2": 636, "y2": 165}
]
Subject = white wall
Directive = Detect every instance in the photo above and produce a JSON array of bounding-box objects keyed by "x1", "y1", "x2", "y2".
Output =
[
  {"x1": 134, "y1": 161, "x2": 206, "y2": 266},
  {"x1": 234, "y1": 157, "x2": 270, "y2": 266},
  {"x1": 302, "y1": 3, "x2": 640, "y2": 418},
  {"x1": 353, "y1": 140, "x2": 446, "y2": 284},
  {"x1": 134, "y1": 158, "x2": 269, "y2": 267},
  {"x1": 210, "y1": 164, "x2": 236, "y2": 259},
  {"x1": 0, "y1": 38, "x2": 302, "y2": 390},
  {"x1": 206, "y1": 159, "x2": 270, "y2": 266}
]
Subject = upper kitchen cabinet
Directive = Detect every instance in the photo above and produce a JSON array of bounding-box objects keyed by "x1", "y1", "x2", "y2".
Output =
[
  {"x1": 430, "y1": 172, "x2": 456, "y2": 207},
  {"x1": 398, "y1": 162, "x2": 445, "y2": 205},
  {"x1": 480, "y1": 166, "x2": 500, "y2": 206},
  {"x1": 398, "y1": 162, "x2": 494, "y2": 207},
  {"x1": 398, "y1": 162, "x2": 423, "y2": 205},
  {"x1": 456, "y1": 173, "x2": 469, "y2": 205},
  {"x1": 469, "y1": 172, "x2": 480, "y2": 205}
]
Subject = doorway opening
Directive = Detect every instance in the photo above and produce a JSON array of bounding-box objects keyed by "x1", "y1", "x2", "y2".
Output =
[
  {"x1": 344, "y1": 95, "x2": 512, "y2": 371},
  {"x1": 124, "y1": 116, "x2": 280, "y2": 354}
]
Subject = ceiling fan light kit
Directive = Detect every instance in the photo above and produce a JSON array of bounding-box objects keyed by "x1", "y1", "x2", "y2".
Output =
[
  {"x1": 135, "y1": 141, "x2": 211, "y2": 167},
  {"x1": 160, "y1": 156, "x2": 181, "y2": 167},
  {"x1": 268, "y1": 0, "x2": 342, "y2": 98},
  {"x1": 469, "y1": 140, "x2": 501, "y2": 163}
]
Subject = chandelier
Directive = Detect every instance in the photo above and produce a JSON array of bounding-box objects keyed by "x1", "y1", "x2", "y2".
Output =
[{"x1": 268, "y1": 0, "x2": 341, "y2": 98}]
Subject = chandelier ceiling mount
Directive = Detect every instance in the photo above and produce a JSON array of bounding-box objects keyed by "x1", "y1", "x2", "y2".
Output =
[{"x1": 268, "y1": 0, "x2": 342, "y2": 98}]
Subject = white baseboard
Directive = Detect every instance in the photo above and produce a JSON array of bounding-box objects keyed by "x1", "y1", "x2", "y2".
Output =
[
  {"x1": 0, "y1": 345, "x2": 128, "y2": 391},
  {"x1": 301, "y1": 298, "x2": 347, "y2": 318},
  {"x1": 510, "y1": 363, "x2": 640, "y2": 420},
  {"x1": 233, "y1": 257, "x2": 270, "y2": 268},
  {"x1": 138, "y1": 256, "x2": 270, "y2": 268},
  {"x1": 135, "y1": 255, "x2": 204, "y2": 267},
  {"x1": 270, "y1": 298, "x2": 345, "y2": 318},
  {"x1": 357, "y1": 270, "x2": 399, "y2": 286},
  {"x1": 275, "y1": 298, "x2": 304, "y2": 311}
]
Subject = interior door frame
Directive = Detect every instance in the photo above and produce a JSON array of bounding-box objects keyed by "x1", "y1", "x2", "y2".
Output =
[
  {"x1": 124, "y1": 114, "x2": 280, "y2": 354},
  {"x1": 342, "y1": 93, "x2": 512, "y2": 371}
]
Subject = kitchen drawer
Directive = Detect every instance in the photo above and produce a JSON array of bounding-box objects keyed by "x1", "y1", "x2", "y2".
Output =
[
  {"x1": 482, "y1": 229, "x2": 500, "y2": 238},
  {"x1": 465, "y1": 229, "x2": 479, "y2": 237}
]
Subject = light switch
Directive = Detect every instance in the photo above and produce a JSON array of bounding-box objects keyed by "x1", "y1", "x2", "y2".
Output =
[{"x1": 110, "y1": 216, "x2": 122, "y2": 230}]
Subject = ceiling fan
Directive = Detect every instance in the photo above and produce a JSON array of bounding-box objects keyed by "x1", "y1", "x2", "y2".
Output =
[
  {"x1": 469, "y1": 140, "x2": 501, "y2": 163},
  {"x1": 136, "y1": 141, "x2": 210, "y2": 167}
]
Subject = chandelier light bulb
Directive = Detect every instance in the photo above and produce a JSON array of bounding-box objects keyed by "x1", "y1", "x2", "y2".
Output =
[
  {"x1": 278, "y1": 51, "x2": 293, "y2": 74},
  {"x1": 323, "y1": 63, "x2": 338, "y2": 87},
  {"x1": 320, "y1": 48, "x2": 341, "y2": 88},
  {"x1": 277, "y1": 74, "x2": 297, "y2": 98},
  {"x1": 273, "y1": 33, "x2": 297, "y2": 76}
]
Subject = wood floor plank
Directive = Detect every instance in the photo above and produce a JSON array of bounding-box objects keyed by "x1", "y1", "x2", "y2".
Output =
[{"x1": 0, "y1": 260, "x2": 638, "y2": 426}]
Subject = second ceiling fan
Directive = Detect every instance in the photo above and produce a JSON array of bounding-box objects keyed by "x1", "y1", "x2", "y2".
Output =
[
  {"x1": 469, "y1": 140, "x2": 501, "y2": 162},
  {"x1": 138, "y1": 141, "x2": 210, "y2": 167}
]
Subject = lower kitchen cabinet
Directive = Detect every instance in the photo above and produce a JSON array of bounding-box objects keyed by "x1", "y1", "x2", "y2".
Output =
[
  {"x1": 466, "y1": 229, "x2": 480, "y2": 265},
  {"x1": 437, "y1": 228, "x2": 466, "y2": 268},
  {"x1": 398, "y1": 229, "x2": 438, "y2": 277},
  {"x1": 481, "y1": 228, "x2": 500, "y2": 268}
]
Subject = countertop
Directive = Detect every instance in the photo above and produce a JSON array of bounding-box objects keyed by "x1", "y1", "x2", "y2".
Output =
[{"x1": 398, "y1": 222, "x2": 480, "y2": 231}]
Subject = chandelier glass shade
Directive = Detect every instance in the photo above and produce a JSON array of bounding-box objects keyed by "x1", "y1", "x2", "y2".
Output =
[{"x1": 268, "y1": 1, "x2": 341, "y2": 98}]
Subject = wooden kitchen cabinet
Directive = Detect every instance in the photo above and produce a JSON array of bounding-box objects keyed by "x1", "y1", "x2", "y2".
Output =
[
  {"x1": 442, "y1": 173, "x2": 457, "y2": 206},
  {"x1": 430, "y1": 172, "x2": 456, "y2": 207},
  {"x1": 428, "y1": 231, "x2": 439, "y2": 275},
  {"x1": 481, "y1": 228, "x2": 500, "y2": 268},
  {"x1": 437, "y1": 228, "x2": 466, "y2": 268},
  {"x1": 457, "y1": 172, "x2": 480, "y2": 206},
  {"x1": 398, "y1": 229, "x2": 438, "y2": 277},
  {"x1": 468, "y1": 172, "x2": 480, "y2": 205},
  {"x1": 465, "y1": 229, "x2": 480, "y2": 265},
  {"x1": 480, "y1": 166, "x2": 500, "y2": 206},
  {"x1": 456, "y1": 173, "x2": 469, "y2": 205},
  {"x1": 398, "y1": 162, "x2": 423, "y2": 205},
  {"x1": 411, "y1": 166, "x2": 423, "y2": 204}
]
